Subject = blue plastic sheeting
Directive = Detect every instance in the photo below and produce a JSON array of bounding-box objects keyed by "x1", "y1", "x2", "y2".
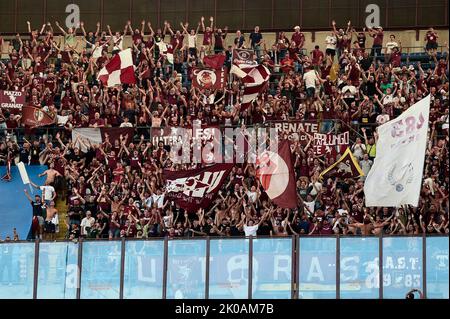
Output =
[
  {"x1": 426, "y1": 237, "x2": 449, "y2": 299},
  {"x1": 252, "y1": 238, "x2": 292, "y2": 299},
  {"x1": 298, "y1": 237, "x2": 337, "y2": 299},
  {"x1": 340, "y1": 237, "x2": 380, "y2": 299},
  {"x1": 123, "y1": 240, "x2": 164, "y2": 299},
  {"x1": 0, "y1": 242, "x2": 35, "y2": 298},
  {"x1": 37, "y1": 242, "x2": 79, "y2": 299},
  {"x1": 209, "y1": 239, "x2": 250, "y2": 299},
  {"x1": 0, "y1": 165, "x2": 47, "y2": 240},
  {"x1": 80, "y1": 241, "x2": 121, "y2": 299},
  {"x1": 382, "y1": 237, "x2": 423, "y2": 298},
  {"x1": 166, "y1": 240, "x2": 206, "y2": 299}
]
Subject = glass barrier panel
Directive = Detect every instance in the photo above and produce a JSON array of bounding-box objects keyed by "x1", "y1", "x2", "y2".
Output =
[
  {"x1": 252, "y1": 238, "x2": 292, "y2": 299},
  {"x1": 0, "y1": 242, "x2": 35, "y2": 299},
  {"x1": 37, "y1": 242, "x2": 79, "y2": 299},
  {"x1": 209, "y1": 238, "x2": 250, "y2": 299},
  {"x1": 382, "y1": 237, "x2": 423, "y2": 299},
  {"x1": 80, "y1": 241, "x2": 121, "y2": 299},
  {"x1": 123, "y1": 240, "x2": 164, "y2": 299},
  {"x1": 299, "y1": 237, "x2": 337, "y2": 299},
  {"x1": 166, "y1": 240, "x2": 206, "y2": 299},
  {"x1": 340, "y1": 237, "x2": 380, "y2": 299},
  {"x1": 426, "y1": 236, "x2": 449, "y2": 299}
]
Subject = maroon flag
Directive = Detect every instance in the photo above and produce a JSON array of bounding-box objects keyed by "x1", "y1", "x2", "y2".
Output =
[
  {"x1": 314, "y1": 132, "x2": 349, "y2": 156},
  {"x1": 191, "y1": 68, "x2": 226, "y2": 90},
  {"x1": 0, "y1": 90, "x2": 26, "y2": 114},
  {"x1": 101, "y1": 127, "x2": 134, "y2": 145},
  {"x1": 164, "y1": 164, "x2": 233, "y2": 212},
  {"x1": 232, "y1": 49, "x2": 256, "y2": 66},
  {"x1": 256, "y1": 140, "x2": 297, "y2": 209},
  {"x1": 22, "y1": 106, "x2": 55, "y2": 127},
  {"x1": 203, "y1": 54, "x2": 226, "y2": 69},
  {"x1": 97, "y1": 49, "x2": 136, "y2": 87},
  {"x1": 319, "y1": 148, "x2": 364, "y2": 179}
]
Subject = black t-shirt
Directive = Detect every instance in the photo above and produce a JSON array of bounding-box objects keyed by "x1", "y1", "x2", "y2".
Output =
[
  {"x1": 249, "y1": 32, "x2": 263, "y2": 46},
  {"x1": 32, "y1": 201, "x2": 44, "y2": 217},
  {"x1": 30, "y1": 146, "x2": 41, "y2": 164},
  {"x1": 257, "y1": 222, "x2": 272, "y2": 236},
  {"x1": 19, "y1": 148, "x2": 30, "y2": 163}
]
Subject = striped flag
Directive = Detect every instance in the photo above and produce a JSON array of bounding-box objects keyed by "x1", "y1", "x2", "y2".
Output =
[
  {"x1": 97, "y1": 48, "x2": 136, "y2": 87},
  {"x1": 231, "y1": 64, "x2": 271, "y2": 109}
]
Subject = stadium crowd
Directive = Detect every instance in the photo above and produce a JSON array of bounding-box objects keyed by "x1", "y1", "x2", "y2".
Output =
[{"x1": 0, "y1": 18, "x2": 448, "y2": 241}]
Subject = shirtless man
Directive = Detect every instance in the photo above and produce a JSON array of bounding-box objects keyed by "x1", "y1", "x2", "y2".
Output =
[
  {"x1": 348, "y1": 214, "x2": 393, "y2": 235},
  {"x1": 44, "y1": 200, "x2": 58, "y2": 240},
  {"x1": 38, "y1": 162, "x2": 62, "y2": 185}
]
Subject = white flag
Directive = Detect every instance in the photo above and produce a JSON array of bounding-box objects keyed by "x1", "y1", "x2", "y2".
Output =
[{"x1": 364, "y1": 95, "x2": 430, "y2": 207}]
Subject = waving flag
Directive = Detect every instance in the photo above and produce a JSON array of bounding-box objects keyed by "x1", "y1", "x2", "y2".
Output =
[
  {"x1": 203, "y1": 54, "x2": 226, "y2": 69},
  {"x1": 22, "y1": 106, "x2": 55, "y2": 127},
  {"x1": 364, "y1": 95, "x2": 430, "y2": 207},
  {"x1": 319, "y1": 148, "x2": 364, "y2": 179},
  {"x1": 231, "y1": 64, "x2": 271, "y2": 109},
  {"x1": 72, "y1": 127, "x2": 134, "y2": 152},
  {"x1": 256, "y1": 140, "x2": 297, "y2": 208},
  {"x1": 232, "y1": 49, "x2": 257, "y2": 67},
  {"x1": 164, "y1": 164, "x2": 233, "y2": 212},
  {"x1": 98, "y1": 48, "x2": 136, "y2": 87}
]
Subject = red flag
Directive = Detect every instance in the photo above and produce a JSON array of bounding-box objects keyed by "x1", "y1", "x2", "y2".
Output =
[
  {"x1": 164, "y1": 164, "x2": 233, "y2": 212},
  {"x1": 191, "y1": 68, "x2": 226, "y2": 90},
  {"x1": 22, "y1": 106, "x2": 55, "y2": 127},
  {"x1": 97, "y1": 48, "x2": 136, "y2": 87},
  {"x1": 0, "y1": 90, "x2": 26, "y2": 114},
  {"x1": 256, "y1": 140, "x2": 297, "y2": 208},
  {"x1": 203, "y1": 54, "x2": 226, "y2": 69}
]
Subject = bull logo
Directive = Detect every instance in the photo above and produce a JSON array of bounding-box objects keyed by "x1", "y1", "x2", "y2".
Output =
[
  {"x1": 194, "y1": 70, "x2": 216, "y2": 89},
  {"x1": 8, "y1": 95, "x2": 17, "y2": 104},
  {"x1": 34, "y1": 109, "x2": 44, "y2": 122},
  {"x1": 387, "y1": 163, "x2": 414, "y2": 192}
]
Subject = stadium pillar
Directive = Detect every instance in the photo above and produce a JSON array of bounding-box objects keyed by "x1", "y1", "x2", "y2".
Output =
[
  {"x1": 422, "y1": 234, "x2": 427, "y2": 299},
  {"x1": 32, "y1": 239, "x2": 40, "y2": 299},
  {"x1": 162, "y1": 237, "x2": 168, "y2": 299},
  {"x1": 336, "y1": 235, "x2": 340, "y2": 299},
  {"x1": 205, "y1": 237, "x2": 211, "y2": 299},
  {"x1": 291, "y1": 235, "x2": 297, "y2": 299},
  {"x1": 378, "y1": 233, "x2": 383, "y2": 299},
  {"x1": 119, "y1": 237, "x2": 126, "y2": 299},
  {"x1": 76, "y1": 238, "x2": 83, "y2": 299},
  {"x1": 248, "y1": 236, "x2": 253, "y2": 299}
]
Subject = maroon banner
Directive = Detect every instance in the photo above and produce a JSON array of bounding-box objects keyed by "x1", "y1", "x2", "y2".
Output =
[
  {"x1": 0, "y1": 90, "x2": 26, "y2": 114},
  {"x1": 164, "y1": 164, "x2": 233, "y2": 212},
  {"x1": 22, "y1": 106, "x2": 55, "y2": 127},
  {"x1": 203, "y1": 54, "x2": 226, "y2": 70},
  {"x1": 313, "y1": 132, "x2": 349, "y2": 156},
  {"x1": 256, "y1": 140, "x2": 298, "y2": 209},
  {"x1": 232, "y1": 49, "x2": 256, "y2": 66},
  {"x1": 191, "y1": 68, "x2": 226, "y2": 90}
]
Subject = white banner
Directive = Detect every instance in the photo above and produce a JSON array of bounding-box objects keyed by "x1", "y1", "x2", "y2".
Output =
[
  {"x1": 17, "y1": 162, "x2": 30, "y2": 184},
  {"x1": 72, "y1": 128, "x2": 102, "y2": 152},
  {"x1": 364, "y1": 95, "x2": 430, "y2": 207}
]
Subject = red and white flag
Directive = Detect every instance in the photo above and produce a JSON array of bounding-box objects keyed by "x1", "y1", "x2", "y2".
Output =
[
  {"x1": 22, "y1": 106, "x2": 55, "y2": 127},
  {"x1": 164, "y1": 164, "x2": 233, "y2": 212},
  {"x1": 256, "y1": 140, "x2": 298, "y2": 209},
  {"x1": 231, "y1": 64, "x2": 270, "y2": 109},
  {"x1": 97, "y1": 48, "x2": 136, "y2": 87}
]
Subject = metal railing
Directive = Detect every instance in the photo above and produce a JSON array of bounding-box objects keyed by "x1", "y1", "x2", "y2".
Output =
[{"x1": 0, "y1": 234, "x2": 447, "y2": 299}]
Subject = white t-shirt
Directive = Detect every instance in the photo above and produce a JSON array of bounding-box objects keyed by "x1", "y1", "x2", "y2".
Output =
[
  {"x1": 303, "y1": 70, "x2": 318, "y2": 89},
  {"x1": 40, "y1": 185, "x2": 55, "y2": 201},
  {"x1": 188, "y1": 34, "x2": 197, "y2": 48},
  {"x1": 325, "y1": 35, "x2": 337, "y2": 50},
  {"x1": 243, "y1": 224, "x2": 259, "y2": 236},
  {"x1": 246, "y1": 191, "x2": 257, "y2": 203},
  {"x1": 80, "y1": 216, "x2": 95, "y2": 235},
  {"x1": 151, "y1": 194, "x2": 165, "y2": 208},
  {"x1": 308, "y1": 182, "x2": 322, "y2": 196},
  {"x1": 304, "y1": 200, "x2": 315, "y2": 215},
  {"x1": 112, "y1": 35, "x2": 123, "y2": 51},
  {"x1": 385, "y1": 41, "x2": 398, "y2": 54}
]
